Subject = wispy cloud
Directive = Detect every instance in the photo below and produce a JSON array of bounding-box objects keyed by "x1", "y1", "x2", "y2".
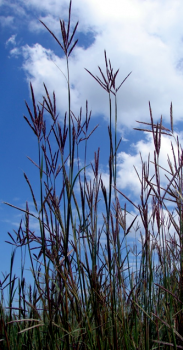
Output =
[
  {"x1": 5, "y1": 34, "x2": 17, "y2": 47},
  {"x1": 0, "y1": 15, "x2": 14, "y2": 27},
  {"x1": 9, "y1": 47, "x2": 21, "y2": 58}
]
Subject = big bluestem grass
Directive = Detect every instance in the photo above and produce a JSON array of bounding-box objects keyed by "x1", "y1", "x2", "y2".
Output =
[{"x1": 1, "y1": 1, "x2": 183, "y2": 349}]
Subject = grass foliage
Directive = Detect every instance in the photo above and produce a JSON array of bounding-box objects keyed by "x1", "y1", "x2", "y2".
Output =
[{"x1": 1, "y1": 1, "x2": 183, "y2": 348}]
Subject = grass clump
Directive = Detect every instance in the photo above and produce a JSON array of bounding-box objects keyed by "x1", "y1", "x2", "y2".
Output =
[{"x1": 1, "y1": 1, "x2": 183, "y2": 349}]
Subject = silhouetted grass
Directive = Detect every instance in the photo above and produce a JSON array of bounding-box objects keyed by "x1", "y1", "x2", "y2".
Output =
[{"x1": 1, "y1": 1, "x2": 183, "y2": 349}]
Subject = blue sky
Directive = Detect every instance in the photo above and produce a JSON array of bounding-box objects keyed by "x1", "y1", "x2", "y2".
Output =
[{"x1": 1, "y1": 0, "x2": 183, "y2": 302}]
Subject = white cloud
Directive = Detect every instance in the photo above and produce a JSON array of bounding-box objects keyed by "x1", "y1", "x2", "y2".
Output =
[
  {"x1": 6, "y1": 34, "x2": 17, "y2": 47},
  {"x1": 28, "y1": 15, "x2": 60, "y2": 33},
  {"x1": 7, "y1": 0, "x2": 183, "y2": 132},
  {"x1": 9, "y1": 47, "x2": 21, "y2": 58},
  {"x1": 116, "y1": 130, "x2": 183, "y2": 202},
  {"x1": 19, "y1": 44, "x2": 71, "y2": 116},
  {"x1": 0, "y1": 15, "x2": 14, "y2": 27}
]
